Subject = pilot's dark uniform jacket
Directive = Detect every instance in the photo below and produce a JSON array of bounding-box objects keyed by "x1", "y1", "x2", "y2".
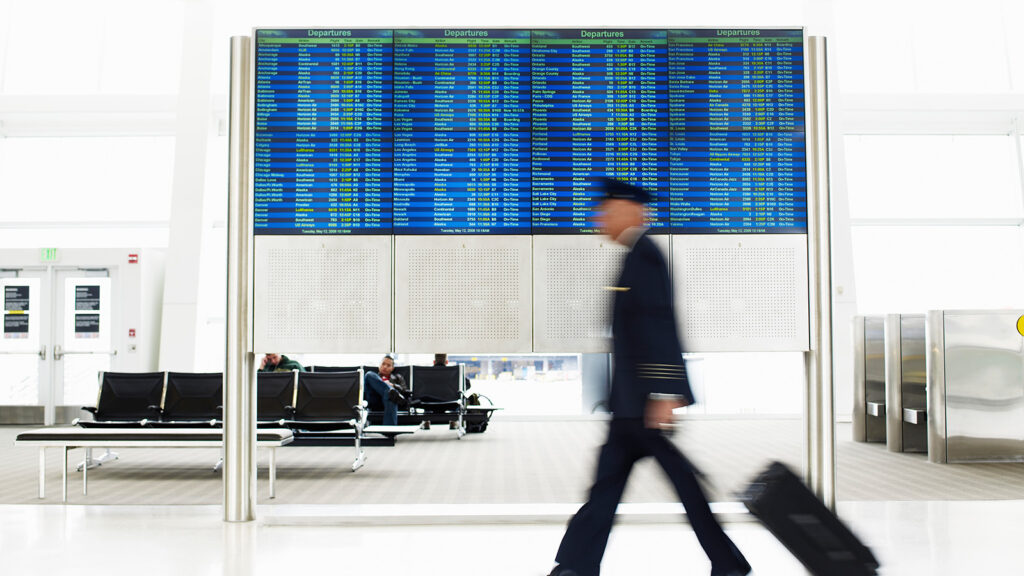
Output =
[
  {"x1": 608, "y1": 229, "x2": 693, "y2": 419},
  {"x1": 551, "y1": 178, "x2": 749, "y2": 576}
]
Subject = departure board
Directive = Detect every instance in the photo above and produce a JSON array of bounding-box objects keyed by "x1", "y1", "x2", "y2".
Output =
[
  {"x1": 252, "y1": 28, "x2": 807, "y2": 236},
  {"x1": 668, "y1": 29, "x2": 806, "y2": 233},
  {"x1": 392, "y1": 30, "x2": 531, "y2": 234},
  {"x1": 254, "y1": 29, "x2": 393, "y2": 234},
  {"x1": 531, "y1": 30, "x2": 669, "y2": 233}
]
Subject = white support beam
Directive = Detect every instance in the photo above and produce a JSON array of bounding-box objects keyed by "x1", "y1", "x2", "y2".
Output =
[
  {"x1": 841, "y1": 94, "x2": 1024, "y2": 135},
  {"x1": 850, "y1": 218, "x2": 1024, "y2": 227},
  {"x1": 0, "y1": 95, "x2": 178, "y2": 137},
  {"x1": 158, "y1": 0, "x2": 214, "y2": 371}
]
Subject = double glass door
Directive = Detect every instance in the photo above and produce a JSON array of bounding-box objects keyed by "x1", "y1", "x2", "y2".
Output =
[{"x1": 0, "y1": 266, "x2": 116, "y2": 424}]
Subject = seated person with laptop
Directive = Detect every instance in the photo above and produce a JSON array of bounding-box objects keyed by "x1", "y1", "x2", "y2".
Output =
[{"x1": 363, "y1": 354, "x2": 408, "y2": 426}]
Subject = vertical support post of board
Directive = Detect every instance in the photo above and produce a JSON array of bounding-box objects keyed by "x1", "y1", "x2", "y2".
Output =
[
  {"x1": 804, "y1": 35, "x2": 836, "y2": 510},
  {"x1": 225, "y1": 35, "x2": 257, "y2": 523}
]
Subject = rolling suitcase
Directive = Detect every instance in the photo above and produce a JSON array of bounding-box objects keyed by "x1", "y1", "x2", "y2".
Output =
[{"x1": 740, "y1": 461, "x2": 880, "y2": 576}]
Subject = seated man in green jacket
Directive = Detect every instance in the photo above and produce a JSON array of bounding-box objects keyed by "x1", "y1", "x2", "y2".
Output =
[{"x1": 259, "y1": 353, "x2": 305, "y2": 372}]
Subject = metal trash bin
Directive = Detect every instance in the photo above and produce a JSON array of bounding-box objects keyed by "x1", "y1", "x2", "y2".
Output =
[
  {"x1": 885, "y1": 314, "x2": 927, "y2": 453},
  {"x1": 853, "y1": 315, "x2": 886, "y2": 443},
  {"x1": 928, "y1": 309, "x2": 1024, "y2": 463}
]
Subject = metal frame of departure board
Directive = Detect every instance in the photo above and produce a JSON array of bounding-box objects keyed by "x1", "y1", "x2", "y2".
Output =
[
  {"x1": 249, "y1": 27, "x2": 808, "y2": 237},
  {"x1": 230, "y1": 30, "x2": 836, "y2": 523}
]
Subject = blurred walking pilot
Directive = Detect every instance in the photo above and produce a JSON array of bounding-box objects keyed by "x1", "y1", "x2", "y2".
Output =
[{"x1": 548, "y1": 178, "x2": 750, "y2": 576}]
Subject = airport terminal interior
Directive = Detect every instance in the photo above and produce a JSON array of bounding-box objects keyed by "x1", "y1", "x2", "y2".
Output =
[{"x1": 1, "y1": 1, "x2": 1023, "y2": 574}]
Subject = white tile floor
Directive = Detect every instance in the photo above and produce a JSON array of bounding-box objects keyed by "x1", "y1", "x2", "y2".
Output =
[{"x1": 1, "y1": 500, "x2": 1019, "y2": 575}]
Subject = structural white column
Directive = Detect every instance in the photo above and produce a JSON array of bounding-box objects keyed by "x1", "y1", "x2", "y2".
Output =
[
  {"x1": 1015, "y1": 120, "x2": 1024, "y2": 258},
  {"x1": 158, "y1": 0, "x2": 214, "y2": 370}
]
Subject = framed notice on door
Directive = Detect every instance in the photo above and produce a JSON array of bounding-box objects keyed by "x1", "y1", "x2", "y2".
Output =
[
  {"x1": 63, "y1": 277, "x2": 111, "y2": 353},
  {"x1": 1, "y1": 278, "x2": 40, "y2": 352}
]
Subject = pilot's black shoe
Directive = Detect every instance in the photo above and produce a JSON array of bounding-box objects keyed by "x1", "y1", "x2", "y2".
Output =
[
  {"x1": 548, "y1": 566, "x2": 579, "y2": 576},
  {"x1": 712, "y1": 557, "x2": 751, "y2": 576},
  {"x1": 713, "y1": 539, "x2": 751, "y2": 576}
]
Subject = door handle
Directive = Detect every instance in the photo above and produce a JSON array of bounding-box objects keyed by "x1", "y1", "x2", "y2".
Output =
[
  {"x1": 54, "y1": 345, "x2": 64, "y2": 361},
  {"x1": 39, "y1": 346, "x2": 46, "y2": 361}
]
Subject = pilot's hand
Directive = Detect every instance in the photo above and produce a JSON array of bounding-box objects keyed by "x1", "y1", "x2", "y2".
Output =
[{"x1": 645, "y1": 398, "x2": 686, "y2": 430}]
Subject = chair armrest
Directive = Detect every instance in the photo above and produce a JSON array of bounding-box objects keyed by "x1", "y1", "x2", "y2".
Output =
[{"x1": 82, "y1": 406, "x2": 98, "y2": 415}]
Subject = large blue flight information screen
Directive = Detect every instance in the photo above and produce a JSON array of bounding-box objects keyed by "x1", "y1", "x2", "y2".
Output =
[
  {"x1": 252, "y1": 28, "x2": 806, "y2": 236},
  {"x1": 531, "y1": 30, "x2": 669, "y2": 234},
  {"x1": 254, "y1": 29, "x2": 393, "y2": 234},
  {"x1": 392, "y1": 30, "x2": 531, "y2": 234},
  {"x1": 669, "y1": 29, "x2": 805, "y2": 233}
]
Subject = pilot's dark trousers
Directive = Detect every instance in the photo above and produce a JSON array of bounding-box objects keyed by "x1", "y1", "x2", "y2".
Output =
[{"x1": 554, "y1": 418, "x2": 747, "y2": 576}]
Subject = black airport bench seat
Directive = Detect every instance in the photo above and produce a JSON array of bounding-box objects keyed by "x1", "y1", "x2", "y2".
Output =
[
  {"x1": 312, "y1": 364, "x2": 501, "y2": 438},
  {"x1": 77, "y1": 371, "x2": 224, "y2": 428},
  {"x1": 74, "y1": 370, "x2": 416, "y2": 473}
]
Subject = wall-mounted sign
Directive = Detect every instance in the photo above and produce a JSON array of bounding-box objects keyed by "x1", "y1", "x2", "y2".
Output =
[{"x1": 40, "y1": 248, "x2": 59, "y2": 262}]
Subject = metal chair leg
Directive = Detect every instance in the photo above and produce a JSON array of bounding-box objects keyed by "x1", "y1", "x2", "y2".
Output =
[{"x1": 77, "y1": 448, "x2": 118, "y2": 472}]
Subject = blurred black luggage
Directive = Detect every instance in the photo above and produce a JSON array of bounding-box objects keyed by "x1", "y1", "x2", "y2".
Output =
[{"x1": 741, "y1": 461, "x2": 879, "y2": 576}]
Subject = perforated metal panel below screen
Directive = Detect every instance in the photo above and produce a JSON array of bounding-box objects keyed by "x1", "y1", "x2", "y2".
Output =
[
  {"x1": 254, "y1": 236, "x2": 392, "y2": 353},
  {"x1": 672, "y1": 234, "x2": 809, "y2": 352},
  {"x1": 394, "y1": 236, "x2": 532, "y2": 352},
  {"x1": 533, "y1": 235, "x2": 671, "y2": 352}
]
